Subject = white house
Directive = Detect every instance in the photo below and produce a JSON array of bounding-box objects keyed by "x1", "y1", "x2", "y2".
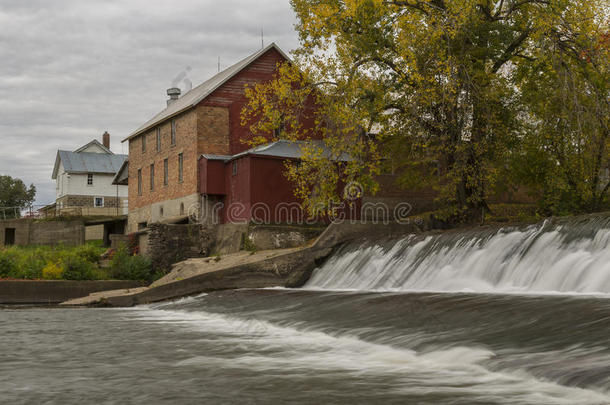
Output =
[{"x1": 51, "y1": 133, "x2": 128, "y2": 217}]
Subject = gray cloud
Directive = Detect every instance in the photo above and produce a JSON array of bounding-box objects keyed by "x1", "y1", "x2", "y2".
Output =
[{"x1": 0, "y1": 0, "x2": 299, "y2": 206}]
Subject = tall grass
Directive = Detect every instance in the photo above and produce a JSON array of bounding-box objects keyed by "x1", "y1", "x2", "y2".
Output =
[{"x1": 0, "y1": 242, "x2": 148, "y2": 280}]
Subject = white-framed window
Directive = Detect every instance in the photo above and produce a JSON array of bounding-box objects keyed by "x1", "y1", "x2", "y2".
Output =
[
  {"x1": 94, "y1": 197, "x2": 104, "y2": 207},
  {"x1": 87, "y1": 173, "x2": 93, "y2": 186},
  {"x1": 232, "y1": 161, "x2": 238, "y2": 176}
]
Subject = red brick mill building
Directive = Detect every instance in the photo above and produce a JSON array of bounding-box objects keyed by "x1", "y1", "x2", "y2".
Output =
[{"x1": 121, "y1": 43, "x2": 346, "y2": 232}]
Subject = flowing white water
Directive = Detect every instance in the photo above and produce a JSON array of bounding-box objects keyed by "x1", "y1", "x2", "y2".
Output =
[
  {"x1": 124, "y1": 306, "x2": 610, "y2": 404},
  {"x1": 307, "y1": 216, "x2": 610, "y2": 294}
]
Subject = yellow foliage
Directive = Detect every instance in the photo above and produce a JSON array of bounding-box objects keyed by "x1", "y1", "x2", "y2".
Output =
[{"x1": 42, "y1": 261, "x2": 63, "y2": 280}]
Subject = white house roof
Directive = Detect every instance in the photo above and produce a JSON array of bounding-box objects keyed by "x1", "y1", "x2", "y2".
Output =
[
  {"x1": 74, "y1": 139, "x2": 113, "y2": 154},
  {"x1": 123, "y1": 43, "x2": 290, "y2": 142},
  {"x1": 52, "y1": 150, "x2": 127, "y2": 179}
]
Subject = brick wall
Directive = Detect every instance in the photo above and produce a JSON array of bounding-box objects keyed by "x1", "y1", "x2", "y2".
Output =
[
  {"x1": 128, "y1": 108, "x2": 199, "y2": 210},
  {"x1": 197, "y1": 105, "x2": 230, "y2": 155}
]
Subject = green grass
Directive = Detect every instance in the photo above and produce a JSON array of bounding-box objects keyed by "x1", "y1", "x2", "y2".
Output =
[{"x1": 0, "y1": 242, "x2": 151, "y2": 281}]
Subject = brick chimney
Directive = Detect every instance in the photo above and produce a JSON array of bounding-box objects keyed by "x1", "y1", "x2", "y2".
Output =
[
  {"x1": 167, "y1": 87, "x2": 181, "y2": 106},
  {"x1": 102, "y1": 131, "x2": 110, "y2": 149}
]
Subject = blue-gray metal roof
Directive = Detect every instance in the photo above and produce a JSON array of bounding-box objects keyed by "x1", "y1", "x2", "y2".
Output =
[
  {"x1": 234, "y1": 140, "x2": 352, "y2": 161},
  {"x1": 200, "y1": 140, "x2": 352, "y2": 162},
  {"x1": 53, "y1": 150, "x2": 127, "y2": 179},
  {"x1": 200, "y1": 154, "x2": 231, "y2": 161}
]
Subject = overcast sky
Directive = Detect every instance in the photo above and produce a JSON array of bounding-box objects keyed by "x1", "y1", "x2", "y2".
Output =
[{"x1": 0, "y1": 0, "x2": 300, "y2": 206}]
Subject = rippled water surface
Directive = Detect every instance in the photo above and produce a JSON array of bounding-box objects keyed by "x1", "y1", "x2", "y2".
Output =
[{"x1": 1, "y1": 290, "x2": 609, "y2": 404}]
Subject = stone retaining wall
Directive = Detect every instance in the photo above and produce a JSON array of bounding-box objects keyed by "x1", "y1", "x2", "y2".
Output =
[{"x1": 147, "y1": 223, "x2": 214, "y2": 272}]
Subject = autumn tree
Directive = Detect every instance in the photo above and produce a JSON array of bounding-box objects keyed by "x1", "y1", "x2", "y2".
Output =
[
  {"x1": 0, "y1": 175, "x2": 36, "y2": 218},
  {"x1": 243, "y1": 0, "x2": 608, "y2": 221},
  {"x1": 513, "y1": 16, "x2": 609, "y2": 214}
]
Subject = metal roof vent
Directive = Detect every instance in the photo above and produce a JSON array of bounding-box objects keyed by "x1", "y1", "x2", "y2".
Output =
[{"x1": 167, "y1": 87, "x2": 181, "y2": 106}]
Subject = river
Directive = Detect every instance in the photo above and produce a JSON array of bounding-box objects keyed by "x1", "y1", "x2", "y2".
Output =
[{"x1": 1, "y1": 216, "x2": 609, "y2": 404}]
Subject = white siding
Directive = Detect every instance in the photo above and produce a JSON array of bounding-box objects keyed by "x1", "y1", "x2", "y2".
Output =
[
  {"x1": 66, "y1": 173, "x2": 127, "y2": 198},
  {"x1": 79, "y1": 143, "x2": 107, "y2": 154}
]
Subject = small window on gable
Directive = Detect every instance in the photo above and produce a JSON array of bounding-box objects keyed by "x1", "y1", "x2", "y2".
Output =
[
  {"x1": 156, "y1": 127, "x2": 161, "y2": 152},
  {"x1": 171, "y1": 119, "x2": 176, "y2": 145},
  {"x1": 142, "y1": 134, "x2": 146, "y2": 152},
  {"x1": 94, "y1": 197, "x2": 104, "y2": 207},
  {"x1": 87, "y1": 174, "x2": 93, "y2": 186},
  {"x1": 232, "y1": 161, "x2": 238, "y2": 176}
]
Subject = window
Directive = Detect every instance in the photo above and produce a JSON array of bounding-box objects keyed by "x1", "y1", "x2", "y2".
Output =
[
  {"x1": 178, "y1": 153, "x2": 183, "y2": 182},
  {"x1": 232, "y1": 161, "x2": 238, "y2": 176},
  {"x1": 94, "y1": 197, "x2": 104, "y2": 207},
  {"x1": 156, "y1": 127, "x2": 161, "y2": 152},
  {"x1": 142, "y1": 134, "x2": 146, "y2": 152},
  {"x1": 180, "y1": 203, "x2": 185, "y2": 215},
  {"x1": 150, "y1": 163, "x2": 155, "y2": 191},
  {"x1": 171, "y1": 119, "x2": 176, "y2": 145},
  {"x1": 87, "y1": 173, "x2": 93, "y2": 186},
  {"x1": 137, "y1": 222, "x2": 147, "y2": 231},
  {"x1": 163, "y1": 158, "x2": 168, "y2": 186},
  {"x1": 137, "y1": 169, "x2": 142, "y2": 196},
  {"x1": 160, "y1": 206, "x2": 164, "y2": 217}
]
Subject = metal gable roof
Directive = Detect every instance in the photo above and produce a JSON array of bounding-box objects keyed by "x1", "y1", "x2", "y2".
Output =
[
  {"x1": 123, "y1": 43, "x2": 290, "y2": 142},
  {"x1": 200, "y1": 140, "x2": 352, "y2": 163},
  {"x1": 112, "y1": 158, "x2": 129, "y2": 185},
  {"x1": 73, "y1": 139, "x2": 113, "y2": 154},
  {"x1": 52, "y1": 151, "x2": 127, "y2": 179}
]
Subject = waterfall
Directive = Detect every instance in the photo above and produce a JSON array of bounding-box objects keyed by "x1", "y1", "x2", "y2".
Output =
[{"x1": 306, "y1": 215, "x2": 610, "y2": 294}]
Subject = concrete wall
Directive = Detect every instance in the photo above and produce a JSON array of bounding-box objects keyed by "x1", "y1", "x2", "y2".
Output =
[
  {"x1": 85, "y1": 225, "x2": 104, "y2": 241},
  {"x1": 0, "y1": 219, "x2": 30, "y2": 246},
  {"x1": 30, "y1": 220, "x2": 86, "y2": 246},
  {"x1": 0, "y1": 219, "x2": 85, "y2": 247},
  {"x1": 109, "y1": 234, "x2": 130, "y2": 250},
  {"x1": 213, "y1": 223, "x2": 248, "y2": 255},
  {"x1": 127, "y1": 193, "x2": 199, "y2": 233},
  {"x1": 0, "y1": 280, "x2": 146, "y2": 304},
  {"x1": 247, "y1": 224, "x2": 325, "y2": 250}
]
